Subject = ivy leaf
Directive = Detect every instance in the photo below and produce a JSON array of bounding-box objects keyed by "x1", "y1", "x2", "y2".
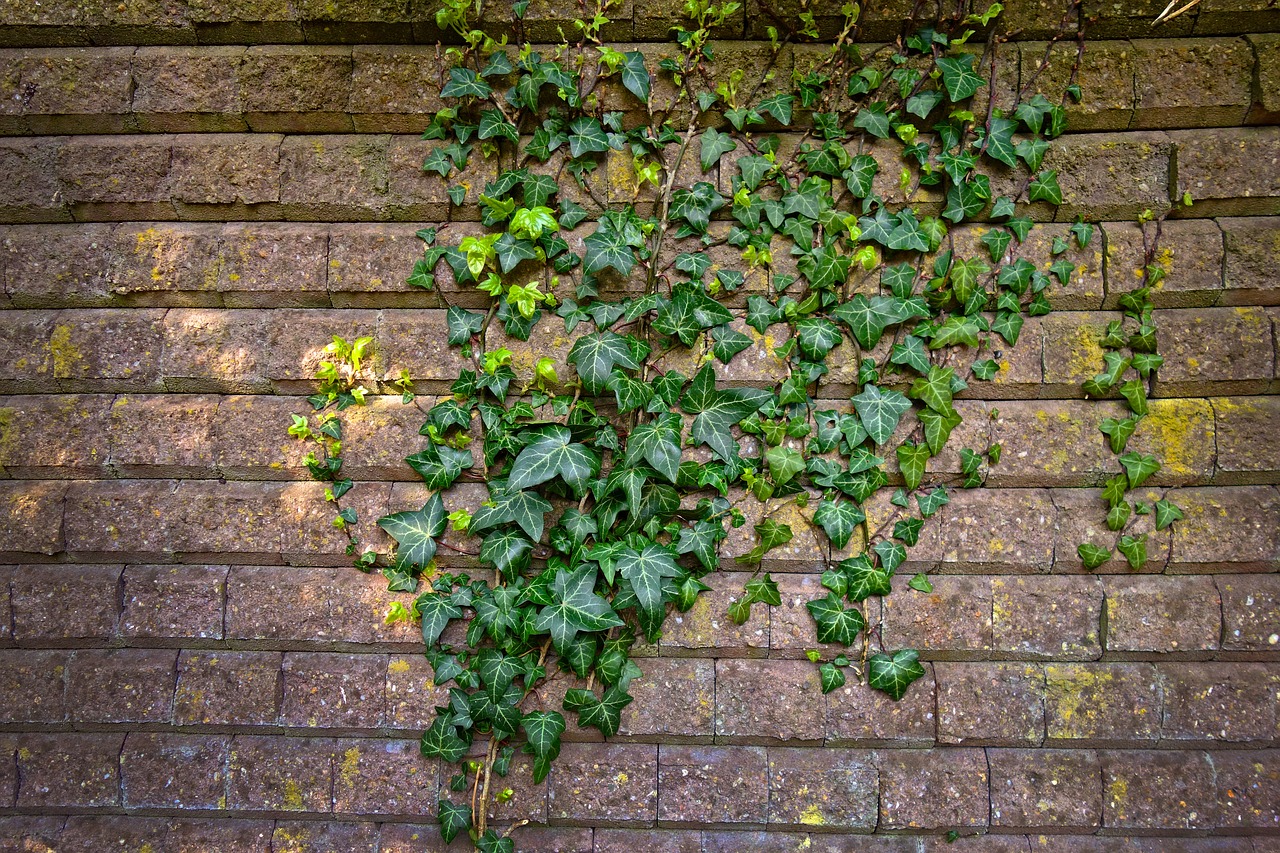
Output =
[
  {"x1": 806, "y1": 592, "x2": 866, "y2": 645},
  {"x1": 478, "y1": 109, "x2": 519, "y2": 143},
  {"x1": 813, "y1": 499, "x2": 865, "y2": 550},
  {"x1": 700, "y1": 128, "x2": 737, "y2": 171},
  {"x1": 853, "y1": 103, "x2": 892, "y2": 138},
  {"x1": 654, "y1": 282, "x2": 734, "y2": 345},
  {"x1": 746, "y1": 295, "x2": 782, "y2": 332},
  {"x1": 981, "y1": 228, "x2": 1013, "y2": 264},
  {"x1": 509, "y1": 426, "x2": 601, "y2": 492},
  {"x1": 873, "y1": 538, "x2": 907, "y2": 574},
  {"x1": 421, "y1": 715, "x2": 470, "y2": 762},
  {"x1": 936, "y1": 54, "x2": 984, "y2": 101},
  {"x1": 480, "y1": 529, "x2": 534, "y2": 582},
  {"x1": 1119, "y1": 452, "x2": 1160, "y2": 489},
  {"x1": 891, "y1": 335, "x2": 932, "y2": 375},
  {"x1": 446, "y1": 305, "x2": 485, "y2": 345},
  {"x1": 909, "y1": 366, "x2": 957, "y2": 416},
  {"x1": 564, "y1": 685, "x2": 632, "y2": 737},
  {"x1": 494, "y1": 233, "x2": 539, "y2": 273},
  {"x1": 469, "y1": 482, "x2": 555, "y2": 542},
  {"x1": 757, "y1": 93, "x2": 795, "y2": 125},
  {"x1": 406, "y1": 444, "x2": 474, "y2": 491},
  {"x1": 569, "y1": 331, "x2": 641, "y2": 394},
  {"x1": 765, "y1": 446, "x2": 805, "y2": 486},
  {"x1": 737, "y1": 518, "x2": 794, "y2": 565},
  {"x1": 896, "y1": 441, "x2": 930, "y2": 491},
  {"x1": 1117, "y1": 534, "x2": 1147, "y2": 570},
  {"x1": 991, "y1": 311, "x2": 1024, "y2": 346},
  {"x1": 583, "y1": 222, "x2": 636, "y2": 275},
  {"x1": 681, "y1": 364, "x2": 772, "y2": 461},
  {"x1": 1077, "y1": 542, "x2": 1112, "y2": 570},
  {"x1": 842, "y1": 154, "x2": 878, "y2": 197},
  {"x1": 908, "y1": 572, "x2": 934, "y2": 593},
  {"x1": 617, "y1": 543, "x2": 680, "y2": 639},
  {"x1": 868, "y1": 650, "x2": 926, "y2": 700},
  {"x1": 832, "y1": 295, "x2": 905, "y2": 350},
  {"x1": 1154, "y1": 499, "x2": 1184, "y2": 530},
  {"x1": 1028, "y1": 170, "x2": 1063, "y2": 205},
  {"x1": 711, "y1": 325, "x2": 754, "y2": 363},
  {"x1": 819, "y1": 661, "x2": 846, "y2": 693},
  {"x1": 477, "y1": 832, "x2": 515, "y2": 853},
  {"x1": 843, "y1": 556, "x2": 892, "y2": 601},
  {"x1": 416, "y1": 591, "x2": 464, "y2": 646},
  {"x1": 1099, "y1": 417, "x2": 1138, "y2": 454},
  {"x1": 1119, "y1": 379, "x2": 1149, "y2": 417},
  {"x1": 916, "y1": 486, "x2": 950, "y2": 518},
  {"x1": 983, "y1": 116, "x2": 1018, "y2": 168},
  {"x1": 535, "y1": 564, "x2": 625, "y2": 655},
  {"x1": 625, "y1": 412, "x2": 683, "y2": 483},
  {"x1": 620, "y1": 51, "x2": 651, "y2": 101},
  {"x1": 852, "y1": 384, "x2": 912, "y2": 445},
  {"x1": 677, "y1": 519, "x2": 724, "y2": 573},
  {"x1": 378, "y1": 493, "x2": 447, "y2": 571},
  {"x1": 930, "y1": 315, "x2": 982, "y2": 348},
  {"x1": 567, "y1": 116, "x2": 610, "y2": 158},
  {"x1": 437, "y1": 800, "x2": 472, "y2": 844},
  {"x1": 918, "y1": 406, "x2": 963, "y2": 455},
  {"x1": 440, "y1": 67, "x2": 492, "y2": 99},
  {"x1": 794, "y1": 317, "x2": 843, "y2": 360},
  {"x1": 1131, "y1": 352, "x2": 1165, "y2": 377},
  {"x1": 1106, "y1": 500, "x2": 1132, "y2": 531}
]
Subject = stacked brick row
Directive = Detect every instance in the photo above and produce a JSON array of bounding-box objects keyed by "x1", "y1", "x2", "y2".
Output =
[{"x1": 1, "y1": 0, "x2": 1278, "y2": 850}]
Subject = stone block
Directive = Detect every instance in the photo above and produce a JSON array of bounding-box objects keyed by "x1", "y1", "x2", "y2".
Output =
[
  {"x1": 1171, "y1": 127, "x2": 1280, "y2": 217},
  {"x1": 936, "y1": 662, "x2": 1046, "y2": 745},
  {"x1": 1103, "y1": 219, "x2": 1225, "y2": 308},
  {"x1": 1218, "y1": 574, "x2": 1280, "y2": 650},
  {"x1": 161, "y1": 308, "x2": 271, "y2": 392},
  {"x1": 348, "y1": 46, "x2": 446, "y2": 132},
  {"x1": 105, "y1": 222, "x2": 224, "y2": 303},
  {"x1": 1250, "y1": 34, "x2": 1280, "y2": 121},
  {"x1": 65, "y1": 648, "x2": 177, "y2": 723},
  {"x1": 1155, "y1": 307, "x2": 1275, "y2": 396},
  {"x1": 16, "y1": 732, "x2": 124, "y2": 808},
  {"x1": 108, "y1": 392, "x2": 221, "y2": 475},
  {"x1": 215, "y1": 223, "x2": 331, "y2": 302},
  {"x1": 228, "y1": 734, "x2": 335, "y2": 813},
  {"x1": 1133, "y1": 38, "x2": 1253, "y2": 128},
  {"x1": 132, "y1": 46, "x2": 249, "y2": 132},
  {"x1": 1158, "y1": 662, "x2": 1278, "y2": 741},
  {"x1": 0, "y1": 393, "x2": 112, "y2": 477},
  {"x1": 32, "y1": 308, "x2": 167, "y2": 390},
  {"x1": 876, "y1": 747, "x2": 989, "y2": 829},
  {"x1": 766, "y1": 746, "x2": 877, "y2": 830},
  {"x1": 56, "y1": 135, "x2": 172, "y2": 207},
  {"x1": 991, "y1": 575, "x2": 1104, "y2": 660},
  {"x1": 1166, "y1": 485, "x2": 1280, "y2": 571},
  {"x1": 384, "y1": 654, "x2": 448, "y2": 732},
  {"x1": 282, "y1": 651, "x2": 387, "y2": 729},
  {"x1": 547, "y1": 742, "x2": 658, "y2": 824},
  {"x1": 0, "y1": 137, "x2": 68, "y2": 219},
  {"x1": 824, "y1": 664, "x2": 936, "y2": 746},
  {"x1": 660, "y1": 571, "x2": 768, "y2": 655},
  {"x1": 1044, "y1": 663, "x2": 1163, "y2": 744},
  {"x1": 0, "y1": 481, "x2": 67, "y2": 557},
  {"x1": 120, "y1": 732, "x2": 231, "y2": 809},
  {"x1": 175, "y1": 649, "x2": 282, "y2": 726},
  {"x1": 279, "y1": 134, "x2": 390, "y2": 218},
  {"x1": 618, "y1": 657, "x2": 715, "y2": 739},
  {"x1": 210, "y1": 393, "x2": 311, "y2": 479},
  {"x1": 1103, "y1": 575, "x2": 1222, "y2": 653},
  {"x1": 990, "y1": 747, "x2": 1102, "y2": 829},
  {"x1": 240, "y1": 46, "x2": 354, "y2": 131},
  {"x1": 1049, "y1": 486, "x2": 1172, "y2": 575},
  {"x1": 594, "y1": 829, "x2": 702, "y2": 853},
  {"x1": 168, "y1": 133, "x2": 282, "y2": 206},
  {"x1": 0, "y1": 649, "x2": 67, "y2": 723},
  {"x1": 1220, "y1": 217, "x2": 1280, "y2": 306},
  {"x1": 121, "y1": 564, "x2": 226, "y2": 639},
  {"x1": 56, "y1": 817, "x2": 169, "y2": 853},
  {"x1": 1215, "y1": 749, "x2": 1280, "y2": 829},
  {"x1": 165, "y1": 819, "x2": 274, "y2": 853},
  {"x1": 881, "y1": 575, "x2": 993, "y2": 654},
  {"x1": 1044, "y1": 132, "x2": 1174, "y2": 221},
  {"x1": 271, "y1": 821, "x2": 378, "y2": 853},
  {"x1": 3, "y1": 223, "x2": 120, "y2": 306},
  {"x1": 657, "y1": 745, "x2": 768, "y2": 825},
  {"x1": 10, "y1": 564, "x2": 121, "y2": 640},
  {"x1": 332, "y1": 738, "x2": 437, "y2": 817},
  {"x1": 715, "y1": 658, "x2": 825, "y2": 742},
  {"x1": 0, "y1": 47, "x2": 134, "y2": 133},
  {"x1": 1020, "y1": 40, "x2": 1134, "y2": 131},
  {"x1": 1101, "y1": 749, "x2": 1218, "y2": 830}
]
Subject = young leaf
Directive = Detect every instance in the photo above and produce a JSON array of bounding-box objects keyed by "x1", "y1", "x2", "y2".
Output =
[{"x1": 1154, "y1": 499, "x2": 1184, "y2": 530}]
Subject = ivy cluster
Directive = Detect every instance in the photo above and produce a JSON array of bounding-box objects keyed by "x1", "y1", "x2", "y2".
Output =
[{"x1": 287, "y1": 0, "x2": 1178, "y2": 848}]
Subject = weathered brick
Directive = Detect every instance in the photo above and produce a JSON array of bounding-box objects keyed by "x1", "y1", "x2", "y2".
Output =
[
  {"x1": 325, "y1": 223, "x2": 431, "y2": 304},
  {"x1": 66, "y1": 648, "x2": 177, "y2": 723},
  {"x1": 618, "y1": 657, "x2": 715, "y2": 739},
  {"x1": 56, "y1": 135, "x2": 172, "y2": 209},
  {"x1": 0, "y1": 739, "x2": 14, "y2": 806},
  {"x1": 108, "y1": 393, "x2": 221, "y2": 476},
  {"x1": 937, "y1": 663, "x2": 1046, "y2": 745},
  {"x1": 10, "y1": 564, "x2": 121, "y2": 641},
  {"x1": 271, "y1": 821, "x2": 378, "y2": 853},
  {"x1": 1167, "y1": 485, "x2": 1280, "y2": 571},
  {"x1": 882, "y1": 575, "x2": 993, "y2": 654},
  {"x1": 770, "y1": 572, "x2": 853, "y2": 652},
  {"x1": 282, "y1": 651, "x2": 386, "y2": 729},
  {"x1": 990, "y1": 747, "x2": 1102, "y2": 829},
  {"x1": 1133, "y1": 38, "x2": 1253, "y2": 128},
  {"x1": 131, "y1": 46, "x2": 249, "y2": 132},
  {"x1": 1156, "y1": 306, "x2": 1276, "y2": 396},
  {"x1": 992, "y1": 575, "x2": 1104, "y2": 660},
  {"x1": 384, "y1": 654, "x2": 447, "y2": 731},
  {"x1": 1195, "y1": 0, "x2": 1280, "y2": 33},
  {"x1": 1159, "y1": 662, "x2": 1278, "y2": 741},
  {"x1": 1250, "y1": 34, "x2": 1280, "y2": 121},
  {"x1": 766, "y1": 746, "x2": 877, "y2": 830},
  {"x1": 120, "y1": 732, "x2": 230, "y2": 809},
  {"x1": 0, "y1": 393, "x2": 112, "y2": 477},
  {"x1": 215, "y1": 223, "x2": 331, "y2": 304},
  {"x1": 0, "y1": 481, "x2": 67, "y2": 557},
  {"x1": 333, "y1": 394, "x2": 426, "y2": 480},
  {"x1": 593, "y1": 829, "x2": 702, "y2": 853},
  {"x1": 332, "y1": 738, "x2": 436, "y2": 816},
  {"x1": 209, "y1": 394, "x2": 310, "y2": 480},
  {"x1": 1218, "y1": 575, "x2": 1280, "y2": 651},
  {"x1": 348, "y1": 46, "x2": 446, "y2": 133},
  {"x1": 0, "y1": 48, "x2": 134, "y2": 133},
  {"x1": 1103, "y1": 575, "x2": 1222, "y2": 653},
  {"x1": 0, "y1": 649, "x2": 67, "y2": 722},
  {"x1": 660, "y1": 572, "x2": 768, "y2": 655},
  {"x1": 1020, "y1": 40, "x2": 1134, "y2": 132},
  {"x1": 877, "y1": 747, "x2": 989, "y2": 829},
  {"x1": 547, "y1": 742, "x2": 658, "y2": 824},
  {"x1": 825, "y1": 664, "x2": 937, "y2": 746},
  {"x1": 165, "y1": 818, "x2": 275, "y2": 853},
  {"x1": 226, "y1": 565, "x2": 391, "y2": 642},
  {"x1": 1101, "y1": 749, "x2": 1218, "y2": 829},
  {"x1": 707, "y1": 832, "x2": 919, "y2": 853},
  {"x1": 1043, "y1": 132, "x2": 1174, "y2": 221},
  {"x1": 657, "y1": 745, "x2": 768, "y2": 825},
  {"x1": 56, "y1": 816, "x2": 169, "y2": 853},
  {"x1": 121, "y1": 563, "x2": 226, "y2": 639},
  {"x1": 105, "y1": 222, "x2": 224, "y2": 303},
  {"x1": 239, "y1": 46, "x2": 353, "y2": 132},
  {"x1": 279, "y1": 134, "x2": 390, "y2": 218},
  {"x1": 1, "y1": 308, "x2": 166, "y2": 391},
  {"x1": 3, "y1": 223, "x2": 121, "y2": 306},
  {"x1": 261, "y1": 306, "x2": 379, "y2": 384},
  {"x1": 16, "y1": 732, "x2": 123, "y2": 808},
  {"x1": 1215, "y1": 749, "x2": 1280, "y2": 829},
  {"x1": 0, "y1": 817, "x2": 63, "y2": 852},
  {"x1": 1103, "y1": 219, "x2": 1226, "y2": 308},
  {"x1": 168, "y1": 133, "x2": 282, "y2": 208},
  {"x1": 229, "y1": 734, "x2": 334, "y2": 813},
  {"x1": 384, "y1": 135, "x2": 483, "y2": 219},
  {"x1": 715, "y1": 658, "x2": 824, "y2": 742},
  {"x1": 1049, "y1": 486, "x2": 1173, "y2": 575},
  {"x1": 1171, "y1": 127, "x2": 1280, "y2": 216},
  {"x1": 175, "y1": 650, "x2": 282, "y2": 726},
  {"x1": 1220, "y1": 217, "x2": 1280, "y2": 306},
  {"x1": 0, "y1": 137, "x2": 67, "y2": 220},
  {"x1": 1045, "y1": 663, "x2": 1163, "y2": 744}
]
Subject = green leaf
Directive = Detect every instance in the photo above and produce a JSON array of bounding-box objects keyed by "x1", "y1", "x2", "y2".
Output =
[
  {"x1": 535, "y1": 564, "x2": 625, "y2": 655},
  {"x1": 930, "y1": 315, "x2": 982, "y2": 348},
  {"x1": 700, "y1": 128, "x2": 738, "y2": 171},
  {"x1": 437, "y1": 800, "x2": 471, "y2": 844},
  {"x1": 745, "y1": 574, "x2": 782, "y2": 607},
  {"x1": 991, "y1": 311, "x2": 1024, "y2": 346},
  {"x1": 842, "y1": 154, "x2": 878, "y2": 197},
  {"x1": 891, "y1": 335, "x2": 932, "y2": 375},
  {"x1": 620, "y1": 51, "x2": 651, "y2": 101},
  {"x1": 937, "y1": 54, "x2": 984, "y2": 101},
  {"x1": 569, "y1": 331, "x2": 642, "y2": 394},
  {"x1": 806, "y1": 591, "x2": 866, "y2": 645},
  {"x1": 842, "y1": 556, "x2": 892, "y2": 602},
  {"x1": 583, "y1": 223, "x2": 636, "y2": 275},
  {"x1": 813, "y1": 499, "x2": 865, "y2": 550},
  {"x1": 565, "y1": 685, "x2": 632, "y2": 737},
  {"x1": 616, "y1": 543, "x2": 680, "y2": 639},
  {"x1": 625, "y1": 412, "x2": 683, "y2": 483},
  {"x1": 819, "y1": 661, "x2": 846, "y2": 693},
  {"x1": 420, "y1": 715, "x2": 470, "y2": 762},
  {"x1": 852, "y1": 384, "x2": 912, "y2": 445},
  {"x1": 896, "y1": 441, "x2": 930, "y2": 491},
  {"x1": 1131, "y1": 352, "x2": 1165, "y2": 377},
  {"x1": 853, "y1": 104, "x2": 892, "y2": 138},
  {"x1": 405, "y1": 444, "x2": 473, "y2": 491},
  {"x1": 909, "y1": 366, "x2": 957, "y2": 415},
  {"x1": 522, "y1": 710, "x2": 566, "y2": 761},
  {"x1": 1119, "y1": 452, "x2": 1160, "y2": 489},
  {"x1": 567, "y1": 116, "x2": 610, "y2": 158},
  {"x1": 867, "y1": 650, "x2": 926, "y2": 700},
  {"x1": 477, "y1": 831, "x2": 515, "y2": 853},
  {"x1": 981, "y1": 228, "x2": 1013, "y2": 264},
  {"x1": 509, "y1": 425, "x2": 601, "y2": 492},
  {"x1": 1119, "y1": 379, "x2": 1149, "y2": 417},
  {"x1": 1106, "y1": 500, "x2": 1131, "y2": 531},
  {"x1": 737, "y1": 518, "x2": 794, "y2": 565},
  {"x1": 711, "y1": 325, "x2": 754, "y2": 363},
  {"x1": 378, "y1": 493, "x2": 447, "y2": 571},
  {"x1": 1099, "y1": 417, "x2": 1138, "y2": 454},
  {"x1": 440, "y1": 67, "x2": 492, "y2": 99},
  {"x1": 873, "y1": 538, "x2": 907, "y2": 574},
  {"x1": 758, "y1": 93, "x2": 795, "y2": 125},
  {"x1": 793, "y1": 317, "x2": 843, "y2": 361},
  {"x1": 746, "y1": 295, "x2": 782, "y2": 332},
  {"x1": 478, "y1": 109, "x2": 518, "y2": 143},
  {"x1": 1077, "y1": 542, "x2": 1112, "y2": 570},
  {"x1": 1029, "y1": 170, "x2": 1063, "y2": 205},
  {"x1": 480, "y1": 529, "x2": 534, "y2": 582},
  {"x1": 918, "y1": 406, "x2": 963, "y2": 455},
  {"x1": 681, "y1": 364, "x2": 772, "y2": 462},
  {"x1": 916, "y1": 486, "x2": 949, "y2": 518},
  {"x1": 765, "y1": 446, "x2": 805, "y2": 485},
  {"x1": 654, "y1": 282, "x2": 734, "y2": 345},
  {"x1": 1154, "y1": 499, "x2": 1184, "y2": 530},
  {"x1": 469, "y1": 482, "x2": 554, "y2": 542},
  {"x1": 446, "y1": 305, "x2": 485, "y2": 345},
  {"x1": 1117, "y1": 534, "x2": 1147, "y2": 570},
  {"x1": 416, "y1": 591, "x2": 464, "y2": 646},
  {"x1": 894, "y1": 518, "x2": 923, "y2": 546},
  {"x1": 984, "y1": 116, "x2": 1018, "y2": 168}
]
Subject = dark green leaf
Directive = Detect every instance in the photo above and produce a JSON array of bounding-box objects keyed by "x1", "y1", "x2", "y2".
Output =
[
  {"x1": 813, "y1": 499, "x2": 865, "y2": 549},
  {"x1": 868, "y1": 649, "x2": 926, "y2": 700},
  {"x1": 806, "y1": 591, "x2": 866, "y2": 645},
  {"x1": 378, "y1": 493, "x2": 447, "y2": 571}
]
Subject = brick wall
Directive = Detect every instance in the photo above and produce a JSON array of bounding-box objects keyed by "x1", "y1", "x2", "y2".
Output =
[{"x1": 0, "y1": 0, "x2": 1278, "y2": 850}]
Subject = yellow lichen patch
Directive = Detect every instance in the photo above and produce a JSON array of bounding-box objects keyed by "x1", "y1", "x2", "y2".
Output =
[
  {"x1": 1136, "y1": 400, "x2": 1213, "y2": 477},
  {"x1": 1045, "y1": 665, "x2": 1114, "y2": 737},
  {"x1": 281, "y1": 778, "x2": 306, "y2": 810},
  {"x1": 47, "y1": 324, "x2": 82, "y2": 378},
  {"x1": 799, "y1": 804, "x2": 826, "y2": 826},
  {"x1": 388, "y1": 658, "x2": 412, "y2": 674},
  {"x1": 614, "y1": 771, "x2": 628, "y2": 785},
  {"x1": 1107, "y1": 775, "x2": 1128, "y2": 808},
  {"x1": 340, "y1": 747, "x2": 361, "y2": 788}
]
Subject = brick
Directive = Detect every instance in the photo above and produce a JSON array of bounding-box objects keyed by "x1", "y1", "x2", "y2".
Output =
[
  {"x1": 56, "y1": 817, "x2": 169, "y2": 853},
  {"x1": 215, "y1": 224, "x2": 331, "y2": 304},
  {"x1": 0, "y1": 48, "x2": 134, "y2": 133},
  {"x1": 385, "y1": 654, "x2": 448, "y2": 731},
  {"x1": 168, "y1": 134, "x2": 282, "y2": 208},
  {"x1": 1043, "y1": 132, "x2": 1174, "y2": 221},
  {"x1": 766, "y1": 746, "x2": 876, "y2": 830},
  {"x1": 479, "y1": 748, "x2": 547, "y2": 826},
  {"x1": 326, "y1": 223, "x2": 432, "y2": 304},
  {"x1": 825, "y1": 664, "x2": 936, "y2": 746},
  {"x1": 1132, "y1": 38, "x2": 1253, "y2": 128},
  {"x1": 1101, "y1": 749, "x2": 1218, "y2": 829},
  {"x1": 1251, "y1": 34, "x2": 1280, "y2": 120},
  {"x1": 1020, "y1": 40, "x2": 1134, "y2": 132},
  {"x1": 1049, "y1": 487, "x2": 1172, "y2": 575},
  {"x1": 238, "y1": 46, "x2": 353, "y2": 132},
  {"x1": 1103, "y1": 576, "x2": 1222, "y2": 654},
  {"x1": 707, "y1": 833, "x2": 919, "y2": 853},
  {"x1": 384, "y1": 135, "x2": 488, "y2": 219},
  {"x1": 657, "y1": 745, "x2": 768, "y2": 825},
  {"x1": 593, "y1": 829, "x2": 702, "y2": 853},
  {"x1": 877, "y1": 747, "x2": 989, "y2": 829},
  {"x1": 373, "y1": 307, "x2": 478, "y2": 388},
  {"x1": 617, "y1": 657, "x2": 714, "y2": 739},
  {"x1": 165, "y1": 818, "x2": 274, "y2": 853},
  {"x1": 226, "y1": 566, "x2": 347, "y2": 642},
  {"x1": 131, "y1": 46, "x2": 249, "y2": 132},
  {"x1": 0, "y1": 649, "x2": 67, "y2": 722},
  {"x1": 66, "y1": 648, "x2": 177, "y2": 723},
  {"x1": 1159, "y1": 662, "x2": 1278, "y2": 741},
  {"x1": 229, "y1": 734, "x2": 334, "y2": 813},
  {"x1": 105, "y1": 222, "x2": 224, "y2": 304},
  {"x1": 770, "y1": 572, "x2": 850, "y2": 652},
  {"x1": 1220, "y1": 217, "x2": 1280, "y2": 306},
  {"x1": 547, "y1": 742, "x2": 657, "y2": 824},
  {"x1": 348, "y1": 46, "x2": 446, "y2": 132},
  {"x1": 4, "y1": 308, "x2": 166, "y2": 391},
  {"x1": 10, "y1": 564, "x2": 121, "y2": 641},
  {"x1": 937, "y1": 663, "x2": 1046, "y2": 745},
  {"x1": 1167, "y1": 486, "x2": 1280, "y2": 571},
  {"x1": 660, "y1": 572, "x2": 768, "y2": 655},
  {"x1": 261, "y1": 306, "x2": 380, "y2": 384},
  {"x1": 1156, "y1": 307, "x2": 1275, "y2": 396},
  {"x1": 282, "y1": 651, "x2": 386, "y2": 729},
  {"x1": 121, "y1": 732, "x2": 230, "y2": 809},
  {"x1": 1103, "y1": 219, "x2": 1225, "y2": 308},
  {"x1": 992, "y1": 576, "x2": 1104, "y2": 660},
  {"x1": 334, "y1": 394, "x2": 427, "y2": 480},
  {"x1": 0, "y1": 393, "x2": 112, "y2": 477},
  {"x1": 1045, "y1": 663, "x2": 1163, "y2": 744},
  {"x1": 56, "y1": 135, "x2": 172, "y2": 207},
  {"x1": 271, "y1": 821, "x2": 378, "y2": 853},
  {"x1": 210, "y1": 394, "x2": 311, "y2": 479},
  {"x1": 332, "y1": 738, "x2": 436, "y2": 816},
  {"x1": 1171, "y1": 127, "x2": 1280, "y2": 217},
  {"x1": 3, "y1": 223, "x2": 120, "y2": 306},
  {"x1": 1218, "y1": 575, "x2": 1280, "y2": 651},
  {"x1": 990, "y1": 748, "x2": 1102, "y2": 829},
  {"x1": 882, "y1": 575, "x2": 993, "y2": 654},
  {"x1": 175, "y1": 650, "x2": 282, "y2": 726},
  {"x1": 715, "y1": 659, "x2": 824, "y2": 742},
  {"x1": 0, "y1": 481, "x2": 67, "y2": 557},
  {"x1": 0, "y1": 138, "x2": 66, "y2": 219},
  {"x1": 0, "y1": 817, "x2": 63, "y2": 852},
  {"x1": 0, "y1": 740, "x2": 14, "y2": 805},
  {"x1": 922, "y1": 838, "x2": 1029, "y2": 853},
  {"x1": 1215, "y1": 750, "x2": 1280, "y2": 829},
  {"x1": 121, "y1": 564, "x2": 226, "y2": 639},
  {"x1": 279, "y1": 134, "x2": 390, "y2": 217},
  {"x1": 16, "y1": 732, "x2": 123, "y2": 808},
  {"x1": 108, "y1": 393, "x2": 221, "y2": 475}
]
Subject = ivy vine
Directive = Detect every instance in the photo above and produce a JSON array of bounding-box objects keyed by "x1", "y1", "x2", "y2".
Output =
[{"x1": 288, "y1": 0, "x2": 1179, "y2": 848}]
